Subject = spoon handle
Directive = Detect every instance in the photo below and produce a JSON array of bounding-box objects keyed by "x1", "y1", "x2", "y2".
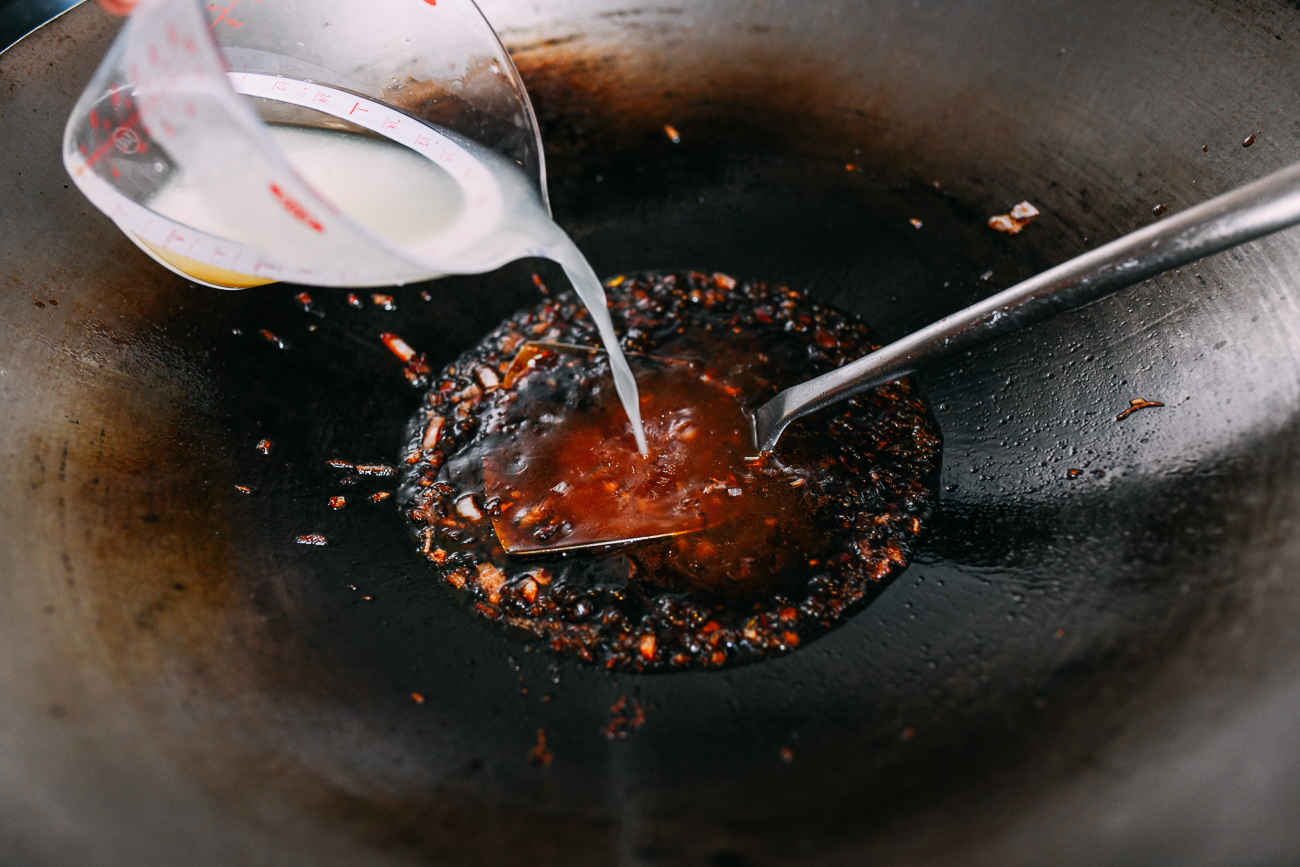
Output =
[{"x1": 753, "y1": 160, "x2": 1300, "y2": 453}]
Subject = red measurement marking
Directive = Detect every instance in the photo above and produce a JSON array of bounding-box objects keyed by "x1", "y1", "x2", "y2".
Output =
[
  {"x1": 207, "y1": 0, "x2": 263, "y2": 30},
  {"x1": 439, "y1": 150, "x2": 456, "y2": 162},
  {"x1": 313, "y1": 91, "x2": 331, "y2": 105},
  {"x1": 414, "y1": 134, "x2": 431, "y2": 148},
  {"x1": 84, "y1": 110, "x2": 141, "y2": 168},
  {"x1": 382, "y1": 117, "x2": 401, "y2": 130},
  {"x1": 271, "y1": 80, "x2": 288, "y2": 92},
  {"x1": 268, "y1": 183, "x2": 325, "y2": 233},
  {"x1": 349, "y1": 102, "x2": 369, "y2": 116}
]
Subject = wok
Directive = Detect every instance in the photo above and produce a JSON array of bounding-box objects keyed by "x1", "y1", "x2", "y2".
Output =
[{"x1": 4, "y1": 1, "x2": 1300, "y2": 864}]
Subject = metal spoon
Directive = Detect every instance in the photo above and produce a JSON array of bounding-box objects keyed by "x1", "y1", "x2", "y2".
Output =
[{"x1": 752, "y1": 160, "x2": 1300, "y2": 453}]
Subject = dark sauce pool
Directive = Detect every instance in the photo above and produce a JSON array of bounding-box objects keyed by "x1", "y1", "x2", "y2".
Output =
[{"x1": 398, "y1": 272, "x2": 941, "y2": 671}]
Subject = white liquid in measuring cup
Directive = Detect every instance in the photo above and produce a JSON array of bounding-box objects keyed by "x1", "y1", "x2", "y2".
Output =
[
  {"x1": 149, "y1": 126, "x2": 469, "y2": 249},
  {"x1": 141, "y1": 112, "x2": 648, "y2": 454}
]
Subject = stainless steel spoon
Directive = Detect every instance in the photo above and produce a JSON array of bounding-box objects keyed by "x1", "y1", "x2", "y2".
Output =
[{"x1": 752, "y1": 160, "x2": 1300, "y2": 453}]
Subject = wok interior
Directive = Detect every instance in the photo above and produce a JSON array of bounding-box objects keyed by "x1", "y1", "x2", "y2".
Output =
[{"x1": 4, "y1": 1, "x2": 1300, "y2": 864}]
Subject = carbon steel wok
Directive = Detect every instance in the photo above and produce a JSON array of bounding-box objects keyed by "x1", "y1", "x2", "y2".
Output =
[{"x1": 4, "y1": 1, "x2": 1300, "y2": 865}]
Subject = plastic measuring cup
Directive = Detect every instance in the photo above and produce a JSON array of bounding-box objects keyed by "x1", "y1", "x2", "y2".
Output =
[
  {"x1": 64, "y1": 0, "x2": 649, "y2": 451},
  {"x1": 63, "y1": 0, "x2": 556, "y2": 291}
]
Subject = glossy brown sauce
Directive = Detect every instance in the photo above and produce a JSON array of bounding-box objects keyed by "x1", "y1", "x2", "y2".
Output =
[{"x1": 483, "y1": 346, "x2": 816, "y2": 599}]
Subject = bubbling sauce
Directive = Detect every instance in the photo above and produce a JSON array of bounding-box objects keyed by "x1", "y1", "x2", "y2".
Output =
[{"x1": 398, "y1": 272, "x2": 940, "y2": 671}]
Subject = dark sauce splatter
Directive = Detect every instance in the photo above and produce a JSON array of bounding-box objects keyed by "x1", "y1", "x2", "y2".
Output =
[{"x1": 397, "y1": 272, "x2": 941, "y2": 671}]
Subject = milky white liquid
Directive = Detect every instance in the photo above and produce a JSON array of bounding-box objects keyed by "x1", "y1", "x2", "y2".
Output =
[{"x1": 146, "y1": 124, "x2": 648, "y2": 453}]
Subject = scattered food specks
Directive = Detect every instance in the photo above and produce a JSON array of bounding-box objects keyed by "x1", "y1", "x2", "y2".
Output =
[
  {"x1": 1067, "y1": 468, "x2": 1083, "y2": 479},
  {"x1": 294, "y1": 291, "x2": 314, "y2": 311},
  {"x1": 356, "y1": 463, "x2": 397, "y2": 477},
  {"x1": 231, "y1": 328, "x2": 242, "y2": 336},
  {"x1": 603, "y1": 695, "x2": 647, "y2": 740},
  {"x1": 1055, "y1": 628, "x2": 1066, "y2": 638},
  {"x1": 1244, "y1": 131, "x2": 1260, "y2": 148},
  {"x1": 1116, "y1": 398, "x2": 1164, "y2": 421},
  {"x1": 528, "y1": 728, "x2": 553, "y2": 766},
  {"x1": 295, "y1": 534, "x2": 329, "y2": 546},
  {"x1": 370, "y1": 491, "x2": 392, "y2": 503},
  {"x1": 988, "y1": 201, "x2": 1041, "y2": 234},
  {"x1": 326, "y1": 459, "x2": 353, "y2": 470},
  {"x1": 980, "y1": 270, "x2": 994, "y2": 281},
  {"x1": 712, "y1": 272, "x2": 737, "y2": 290},
  {"x1": 422, "y1": 415, "x2": 445, "y2": 451},
  {"x1": 900, "y1": 727, "x2": 916, "y2": 742},
  {"x1": 380, "y1": 333, "x2": 417, "y2": 362},
  {"x1": 456, "y1": 495, "x2": 484, "y2": 520},
  {"x1": 410, "y1": 692, "x2": 425, "y2": 705},
  {"x1": 33, "y1": 300, "x2": 46, "y2": 309},
  {"x1": 372, "y1": 293, "x2": 396, "y2": 311},
  {"x1": 1202, "y1": 144, "x2": 1209, "y2": 153},
  {"x1": 420, "y1": 289, "x2": 432, "y2": 302},
  {"x1": 47, "y1": 299, "x2": 58, "y2": 306},
  {"x1": 1153, "y1": 203, "x2": 1168, "y2": 216},
  {"x1": 780, "y1": 747, "x2": 794, "y2": 763},
  {"x1": 664, "y1": 124, "x2": 681, "y2": 144},
  {"x1": 346, "y1": 293, "x2": 363, "y2": 309},
  {"x1": 235, "y1": 484, "x2": 254, "y2": 494},
  {"x1": 532, "y1": 273, "x2": 549, "y2": 295},
  {"x1": 259, "y1": 329, "x2": 286, "y2": 349},
  {"x1": 846, "y1": 163, "x2": 860, "y2": 172},
  {"x1": 255, "y1": 439, "x2": 274, "y2": 455},
  {"x1": 909, "y1": 218, "x2": 923, "y2": 229},
  {"x1": 328, "y1": 496, "x2": 347, "y2": 509},
  {"x1": 380, "y1": 333, "x2": 433, "y2": 384}
]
